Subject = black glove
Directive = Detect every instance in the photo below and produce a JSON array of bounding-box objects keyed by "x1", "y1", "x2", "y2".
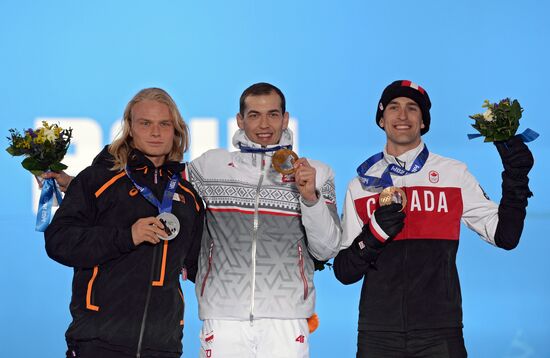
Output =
[
  {"x1": 495, "y1": 135, "x2": 534, "y2": 204},
  {"x1": 351, "y1": 203, "x2": 406, "y2": 261},
  {"x1": 371, "y1": 203, "x2": 406, "y2": 240},
  {"x1": 494, "y1": 135, "x2": 534, "y2": 179},
  {"x1": 494, "y1": 136, "x2": 534, "y2": 250}
]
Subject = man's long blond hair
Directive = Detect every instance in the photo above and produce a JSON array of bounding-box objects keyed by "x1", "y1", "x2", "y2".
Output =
[{"x1": 108, "y1": 88, "x2": 189, "y2": 171}]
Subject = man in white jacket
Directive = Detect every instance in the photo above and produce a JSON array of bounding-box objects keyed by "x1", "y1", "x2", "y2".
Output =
[{"x1": 187, "y1": 82, "x2": 341, "y2": 358}]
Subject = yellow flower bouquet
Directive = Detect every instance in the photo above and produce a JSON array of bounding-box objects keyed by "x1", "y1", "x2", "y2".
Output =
[
  {"x1": 6, "y1": 121, "x2": 72, "y2": 175},
  {"x1": 6, "y1": 121, "x2": 72, "y2": 231}
]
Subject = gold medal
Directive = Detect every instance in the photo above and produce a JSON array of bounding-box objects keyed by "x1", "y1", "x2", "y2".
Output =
[
  {"x1": 272, "y1": 148, "x2": 299, "y2": 175},
  {"x1": 379, "y1": 187, "x2": 407, "y2": 211}
]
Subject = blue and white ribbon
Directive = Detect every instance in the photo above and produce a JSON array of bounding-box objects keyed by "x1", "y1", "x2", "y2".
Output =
[
  {"x1": 36, "y1": 178, "x2": 63, "y2": 232},
  {"x1": 125, "y1": 167, "x2": 179, "y2": 214},
  {"x1": 467, "y1": 128, "x2": 539, "y2": 142},
  {"x1": 238, "y1": 143, "x2": 292, "y2": 154},
  {"x1": 357, "y1": 145, "x2": 430, "y2": 188}
]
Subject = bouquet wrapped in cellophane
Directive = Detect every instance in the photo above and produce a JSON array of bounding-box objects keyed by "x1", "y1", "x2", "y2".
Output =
[{"x1": 6, "y1": 121, "x2": 72, "y2": 231}]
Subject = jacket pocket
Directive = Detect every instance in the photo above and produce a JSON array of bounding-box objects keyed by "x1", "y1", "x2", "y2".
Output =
[
  {"x1": 200, "y1": 241, "x2": 214, "y2": 297},
  {"x1": 298, "y1": 244, "x2": 309, "y2": 300},
  {"x1": 86, "y1": 266, "x2": 100, "y2": 311}
]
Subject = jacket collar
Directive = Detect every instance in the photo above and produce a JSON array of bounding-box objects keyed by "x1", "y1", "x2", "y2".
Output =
[
  {"x1": 127, "y1": 149, "x2": 183, "y2": 174},
  {"x1": 229, "y1": 128, "x2": 294, "y2": 169},
  {"x1": 231, "y1": 128, "x2": 294, "y2": 151},
  {"x1": 383, "y1": 140, "x2": 425, "y2": 171}
]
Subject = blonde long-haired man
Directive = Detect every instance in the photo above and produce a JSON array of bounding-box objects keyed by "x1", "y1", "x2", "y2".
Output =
[{"x1": 45, "y1": 88, "x2": 204, "y2": 358}]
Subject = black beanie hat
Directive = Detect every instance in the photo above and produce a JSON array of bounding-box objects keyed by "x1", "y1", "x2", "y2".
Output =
[{"x1": 376, "y1": 80, "x2": 432, "y2": 135}]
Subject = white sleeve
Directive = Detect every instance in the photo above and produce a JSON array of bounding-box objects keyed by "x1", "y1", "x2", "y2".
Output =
[
  {"x1": 460, "y1": 166, "x2": 499, "y2": 245},
  {"x1": 300, "y1": 166, "x2": 342, "y2": 260},
  {"x1": 187, "y1": 151, "x2": 212, "y2": 197},
  {"x1": 340, "y1": 180, "x2": 364, "y2": 250}
]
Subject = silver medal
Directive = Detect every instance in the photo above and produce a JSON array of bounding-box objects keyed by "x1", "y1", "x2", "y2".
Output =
[{"x1": 156, "y1": 212, "x2": 180, "y2": 241}]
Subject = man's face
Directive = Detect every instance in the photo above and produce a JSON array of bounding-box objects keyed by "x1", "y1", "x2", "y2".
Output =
[
  {"x1": 130, "y1": 100, "x2": 175, "y2": 166},
  {"x1": 237, "y1": 92, "x2": 289, "y2": 147},
  {"x1": 379, "y1": 96, "x2": 425, "y2": 155}
]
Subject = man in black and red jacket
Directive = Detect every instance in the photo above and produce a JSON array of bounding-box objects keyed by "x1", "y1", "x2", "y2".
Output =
[{"x1": 334, "y1": 80, "x2": 534, "y2": 357}]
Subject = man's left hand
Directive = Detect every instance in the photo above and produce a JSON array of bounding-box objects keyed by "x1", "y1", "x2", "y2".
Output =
[
  {"x1": 294, "y1": 158, "x2": 318, "y2": 202},
  {"x1": 494, "y1": 135, "x2": 534, "y2": 178},
  {"x1": 38, "y1": 171, "x2": 74, "y2": 192}
]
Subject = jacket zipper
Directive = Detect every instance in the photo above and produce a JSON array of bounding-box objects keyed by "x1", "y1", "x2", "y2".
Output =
[
  {"x1": 402, "y1": 242, "x2": 408, "y2": 331},
  {"x1": 250, "y1": 153, "x2": 265, "y2": 322},
  {"x1": 400, "y1": 176, "x2": 408, "y2": 331},
  {"x1": 200, "y1": 241, "x2": 214, "y2": 296},
  {"x1": 136, "y1": 243, "x2": 159, "y2": 357},
  {"x1": 298, "y1": 245, "x2": 308, "y2": 300}
]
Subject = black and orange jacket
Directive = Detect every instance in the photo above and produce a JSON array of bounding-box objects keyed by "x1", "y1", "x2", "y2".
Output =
[{"x1": 45, "y1": 146, "x2": 204, "y2": 357}]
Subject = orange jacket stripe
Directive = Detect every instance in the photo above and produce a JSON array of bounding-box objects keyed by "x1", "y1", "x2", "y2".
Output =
[
  {"x1": 95, "y1": 172, "x2": 126, "y2": 198},
  {"x1": 178, "y1": 183, "x2": 200, "y2": 212},
  {"x1": 86, "y1": 266, "x2": 100, "y2": 311},
  {"x1": 152, "y1": 241, "x2": 169, "y2": 286},
  {"x1": 135, "y1": 165, "x2": 148, "y2": 174}
]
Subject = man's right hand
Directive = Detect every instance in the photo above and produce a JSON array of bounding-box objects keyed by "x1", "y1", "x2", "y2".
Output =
[
  {"x1": 369, "y1": 203, "x2": 406, "y2": 242},
  {"x1": 131, "y1": 217, "x2": 168, "y2": 246},
  {"x1": 351, "y1": 203, "x2": 406, "y2": 261}
]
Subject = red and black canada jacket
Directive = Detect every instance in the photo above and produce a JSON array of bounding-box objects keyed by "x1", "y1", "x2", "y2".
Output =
[
  {"x1": 334, "y1": 142, "x2": 525, "y2": 332},
  {"x1": 45, "y1": 146, "x2": 204, "y2": 357}
]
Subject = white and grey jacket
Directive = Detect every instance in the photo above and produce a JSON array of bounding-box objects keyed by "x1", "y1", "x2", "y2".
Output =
[{"x1": 188, "y1": 129, "x2": 341, "y2": 321}]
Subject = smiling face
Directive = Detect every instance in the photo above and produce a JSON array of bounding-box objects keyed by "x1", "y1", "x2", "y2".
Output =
[
  {"x1": 236, "y1": 91, "x2": 289, "y2": 147},
  {"x1": 379, "y1": 96, "x2": 425, "y2": 156},
  {"x1": 129, "y1": 99, "x2": 175, "y2": 167}
]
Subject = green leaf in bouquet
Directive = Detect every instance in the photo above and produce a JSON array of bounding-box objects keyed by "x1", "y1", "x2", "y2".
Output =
[
  {"x1": 510, "y1": 100, "x2": 523, "y2": 120},
  {"x1": 6, "y1": 146, "x2": 20, "y2": 156},
  {"x1": 493, "y1": 133, "x2": 510, "y2": 142},
  {"x1": 49, "y1": 162, "x2": 68, "y2": 171},
  {"x1": 21, "y1": 157, "x2": 48, "y2": 173}
]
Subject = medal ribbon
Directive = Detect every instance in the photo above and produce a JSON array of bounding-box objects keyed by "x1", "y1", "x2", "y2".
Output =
[
  {"x1": 35, "y1": 176, "x2": 63, "y2": 232},
  {"x1": 467, "y1": 128, "x2": 540, "y2": 142},
  {"x1": 357, "y1": 145, "x2": 430, "y2": 188},
  {"x1": 238, "y1": 143, "x2": 292, "y2": 153},
  {"x1": 125, "y1": 167, "x2": 179, "y2": 214}
]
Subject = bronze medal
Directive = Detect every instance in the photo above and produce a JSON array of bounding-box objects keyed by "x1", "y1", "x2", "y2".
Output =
[
  {"x1": 272, "y1": 148, "x2": 299, "y2": 175},
  {"x1": 379, "y1": 186, "x2": 407, "y2": 212}
]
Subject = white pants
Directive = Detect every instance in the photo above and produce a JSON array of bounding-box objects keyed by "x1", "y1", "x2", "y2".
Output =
[{"x1": 199, "y1": 318, "x2": 310, "y2": 358}]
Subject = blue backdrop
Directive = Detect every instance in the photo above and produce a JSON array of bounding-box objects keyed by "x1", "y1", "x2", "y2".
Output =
[{"x1": 1, "y1": 1, "x2": 549, "y2": 357}]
